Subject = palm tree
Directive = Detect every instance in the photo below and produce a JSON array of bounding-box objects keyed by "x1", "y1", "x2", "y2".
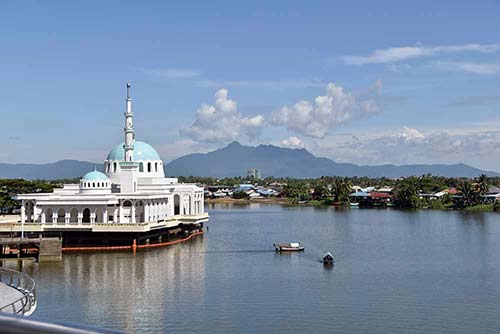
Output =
[
  {"x1": 394, "y1": 177, "x2": 420, "y2": 208},
  {"x1": 312, "y1": 178, "x2": 331, "y2": 199},
  {"x1": 476, "y1": 174, "x2": 489, "y2": 196},
  {"x1": 332, "y1": 178, "x2": 352, "y2": 204},
  {"x1": 457, "y1": 180, "x2": 478, "y2": 207}
]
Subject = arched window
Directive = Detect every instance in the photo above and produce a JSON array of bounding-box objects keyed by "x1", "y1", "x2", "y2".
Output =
[
  {"x1": 147, "y1": 162, "x2": 151, "y2": 172},
  {"x1": 57, "y1": 208, "x2": 65, "y2": 223},
  {"x1": 139, "y1": 162, "x2": 144, "y2": 172},
  {"x1": 92, "y1": 182, "x2": 95, "y2": 187},
  {"x1": 155, "y1": 162, "x2": 158, "y2": 172},
  {"x1": 70, "y1": 208, "x2": 78, "y2": 223},
  {"x1": 82, "y1": 208, "x2": 91, "y2": 223},
  {"x1": 113, "y1": 162, "x2": 117, "y2": 172},
  {"x1": 123, "y1": 200, "x2": 132, "y2": 207}
]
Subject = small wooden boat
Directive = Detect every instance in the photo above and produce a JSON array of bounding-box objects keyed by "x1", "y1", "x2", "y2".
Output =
[
  {"x1": 322, "y1": 252, "x2": 334, "y2": 265},
  {"x1": 349, "y1": 202, "x2": 359, "y2": 207},
  {"x1": 274, "y1": 242, "x2": 304, "y2": 252}
]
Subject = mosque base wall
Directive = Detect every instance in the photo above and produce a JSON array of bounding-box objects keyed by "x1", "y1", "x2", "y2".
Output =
[{"x1": 0, "y1": 223, "x2": 204, "y2": 248}]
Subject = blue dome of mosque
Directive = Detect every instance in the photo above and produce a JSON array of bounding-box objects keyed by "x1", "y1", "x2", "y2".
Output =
[
  {"x1": 106, "y1": 141, "x2": 161, "y2": 161},
  {"x1": 82, "y1": 170, "x2": 109, "y2": 181}
]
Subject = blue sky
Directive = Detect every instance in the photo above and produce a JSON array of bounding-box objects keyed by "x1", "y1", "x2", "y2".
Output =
[{"x1": 1, "y1": 1, "x2": 500, "y2": 171}]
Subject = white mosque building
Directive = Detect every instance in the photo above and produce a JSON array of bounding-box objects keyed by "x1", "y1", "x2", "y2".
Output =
[{"x1": 6, "y1": 83, "x2": 208, "y2": 245}]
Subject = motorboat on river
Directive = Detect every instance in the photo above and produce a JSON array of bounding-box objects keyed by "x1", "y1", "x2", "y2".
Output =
[
  {"x1": 273, "y1": 242, "x2": 304, "y2": 252},
  {"x1": 322, "y1": 252, "x2": 335, "y2": 265}
]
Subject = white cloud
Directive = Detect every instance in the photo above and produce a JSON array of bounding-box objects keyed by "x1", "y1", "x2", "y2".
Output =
[
  {"x1": 280, "y1": 136, "x2": 305, "y2": 149},
  {"x1": 430, "y1": 61, "x2": 500, "y2": 75},
  {"x1": 342, "y1": 43, "x2": 500, "y2": 65},
  {"x1": 399, "y1": 126, "x2": 425, "y2": 140},
  {"x1": 271, "y1": 82, "x2": 381, "y2": 138},
  {"x1": 181, "y1": 88, "x2": 265, "y2": 143},
  {"x1": 311, "y1": 127, "x2": 500, "y2": 170},
  {"x1": 139, "y1": 67, "x2": 200, "y2": 78}
]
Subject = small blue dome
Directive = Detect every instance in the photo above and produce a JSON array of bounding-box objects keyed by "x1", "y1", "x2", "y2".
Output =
[
  {"x1": 106, "y1": 141, "x2": 161, "y2": 161},
  {"x1": 82, "y1": 170, "x2": 109, "y2": 181}
]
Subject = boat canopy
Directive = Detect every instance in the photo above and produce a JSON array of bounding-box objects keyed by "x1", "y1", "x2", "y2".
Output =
[{"x1": 290, "y1": 242, "x2": 300, "y2": 248}]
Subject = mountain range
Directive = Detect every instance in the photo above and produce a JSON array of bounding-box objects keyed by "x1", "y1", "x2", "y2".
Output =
[
  {"x1": 165, "y1": 141, "x2": 499, "y2": 178},
  {"x1": 1, "y1": 141, "x2": 498, "y2": 179}
]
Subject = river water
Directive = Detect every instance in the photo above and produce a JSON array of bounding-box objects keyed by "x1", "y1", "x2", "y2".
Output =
[{"x1": 24, "y1": 204, "x2": 500, "y2": 333}]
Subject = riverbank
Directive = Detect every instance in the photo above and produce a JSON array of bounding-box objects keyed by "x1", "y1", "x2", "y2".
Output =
[
  {"x1": 205, "y1": 198, "x2": 500, "y2": 213},
  {"x1": 205, "y1": 197, "x2": 290, "y2": 205}
]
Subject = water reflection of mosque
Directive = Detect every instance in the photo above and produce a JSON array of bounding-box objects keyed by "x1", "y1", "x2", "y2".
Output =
[{"x1": 59, "y1": 237, "x2": 206, "y2": 332}]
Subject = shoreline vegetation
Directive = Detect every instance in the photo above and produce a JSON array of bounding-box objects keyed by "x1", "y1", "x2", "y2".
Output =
[
  {"x1": 193, "y1": 174, "x2": 500, "y2": 213},
  {"x1": 206, "y1": 197, "x2": 498, "y2": 212},
  {"x1": 1, "y1": 174, "x2": 500, "y2": 214}
]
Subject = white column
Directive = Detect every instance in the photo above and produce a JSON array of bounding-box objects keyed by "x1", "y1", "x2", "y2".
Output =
[
  {"x1": 41, "y1": 209, "x2": 46, "y2": 224},
  {"x1": 103, "y1": 209, "x2": 108, "y2": 223},
  {"x1": 131, "y1": 204, "x2": 136, "y2": 224},
  {"x1": 119, "y1": 202, "x2": 123, "y2": 223},
  {"x1": 33, "y1": 203, "x2": 40, "y2": 222},
  {"x1": 65, "y1": 212, "x2": 70, "y2": 225},
  {"x1": 90, "y1": 212, "x2": 96, "y2": 224},
  {"x1": 191, "y1": 195, "x2": 195, "y2": 215},
  {"x1": 52, "y1": 212, "x2": 57, "y2": 224},
  {"x1": 20, "y1": 200, "x2": 26, "y2": 238},
  {"x1": 113, "y1": 207, "x2": 118, "y2": 223},
  {"x1": 78, "y1": 212, "x2": 83, "y2": 225}
]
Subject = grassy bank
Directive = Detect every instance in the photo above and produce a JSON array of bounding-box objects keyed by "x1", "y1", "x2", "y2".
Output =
[
  {"x1": 205, "y1": 197, "x2": 500, "y2": 213},
  {"x1": 464, "y1": 203, "x2": 495, "y2": 212}
]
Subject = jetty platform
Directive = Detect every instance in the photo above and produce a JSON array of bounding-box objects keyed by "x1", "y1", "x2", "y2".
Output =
[
  {"x1": 0, "y1": 283, "x2": 25, "y2": 312},
  {"x1": 0, "y1": 268, "x2": 36, "y2": 315}
]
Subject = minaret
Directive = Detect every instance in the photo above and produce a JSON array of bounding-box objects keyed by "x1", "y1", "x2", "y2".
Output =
[
  {"x1": 118, "y1": 82, "x2": 139, "y2": 194},
  {"x1": 123, "y1": 82, "x2": 134, "y2": 162}
]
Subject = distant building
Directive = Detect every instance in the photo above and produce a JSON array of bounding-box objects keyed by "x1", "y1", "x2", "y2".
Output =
[{"x1": 247, "y1": 168, "x2": 262, "y2": 180}]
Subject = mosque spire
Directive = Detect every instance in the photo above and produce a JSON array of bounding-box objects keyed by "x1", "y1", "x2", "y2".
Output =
[{"x1": 123, "y1": 82, "x2": 135, "y2": 162}]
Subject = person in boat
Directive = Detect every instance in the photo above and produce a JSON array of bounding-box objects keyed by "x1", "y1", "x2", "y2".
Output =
[{"x1": 323, "y1": 252, "x2": 334, "y2": 264}]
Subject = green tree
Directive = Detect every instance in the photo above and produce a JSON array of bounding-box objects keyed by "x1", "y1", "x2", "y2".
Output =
[
  {"x1": 331, "y1": 178, "x2": 352, "y2": 204},
  {"x1": 312, "y1": 177, "x2": 331, "y2": 199},
  {"x1": 394, "y1": 177, "x2": 420, "y2": 208},
  {"x1": 282, "y1": 181, "x2": 310, "y2": 203},
  {"x1": 476, "y1": 174, "x2": 489, "y2": 196},
  {"x1": 457, "y1": 180, "x2": 479, "y2": 207},
  {"x1": 232, "y1": 191, "x2": 250, "y2": 199}
]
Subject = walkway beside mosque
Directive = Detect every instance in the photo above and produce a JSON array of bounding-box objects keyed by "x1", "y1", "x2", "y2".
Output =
[
  {"x1": 0, "y1": 268, "x2": 37, "y2": 315},
  {"x1": 0, "y1": 282, "x2": 25, "y2": 313}
]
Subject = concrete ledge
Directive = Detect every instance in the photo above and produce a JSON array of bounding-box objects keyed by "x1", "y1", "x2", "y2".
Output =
[{"x1": 0, "y1": 213, "x2": 209, "y2": 234}]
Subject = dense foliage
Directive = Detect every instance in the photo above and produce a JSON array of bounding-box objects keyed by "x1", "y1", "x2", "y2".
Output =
[
  {"x1": 1, "y1": 174, "x2": 499, "y2": 212},
  {"x1": 0, "y1": 179, "x2": 59, "y2": 212}
]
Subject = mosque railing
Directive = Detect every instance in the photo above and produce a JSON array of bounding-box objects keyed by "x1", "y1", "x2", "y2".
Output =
[{"x1": 0, "y1": 268, "x2": 36, "y2": 316}]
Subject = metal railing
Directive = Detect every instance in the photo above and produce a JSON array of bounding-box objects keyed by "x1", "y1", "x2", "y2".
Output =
[
  {"x1": 0, "y1": 268, "x2": 36, "y2": 316},
  {"x1": 0, "y1": 313, "x2": 122, "y2": 334}
]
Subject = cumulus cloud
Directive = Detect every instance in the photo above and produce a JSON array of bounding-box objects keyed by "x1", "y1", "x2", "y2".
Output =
[
  {"x1": 271, "y1": 82, "x2": 381, "y2": 138},
  {"x1": 430, "y1": 61, "x2": 500, "y2": 75},
  {"x1": 313, "y1": 127, "x2": 500, "y2": 170},
  {"x1": 181, "y1": 88, "x2": 265, "y2": 143},
  {"x1": 280, "y1": 136, "x2": 305, "y2": 149},
  {"x1": 342, "y1": 43, "x2": 500, "y2": 65}
]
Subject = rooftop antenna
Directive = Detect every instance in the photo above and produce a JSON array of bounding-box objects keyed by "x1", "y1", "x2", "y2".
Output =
[{"x1": 127, "y1": 82, "x2": 131, "y2": 99}]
